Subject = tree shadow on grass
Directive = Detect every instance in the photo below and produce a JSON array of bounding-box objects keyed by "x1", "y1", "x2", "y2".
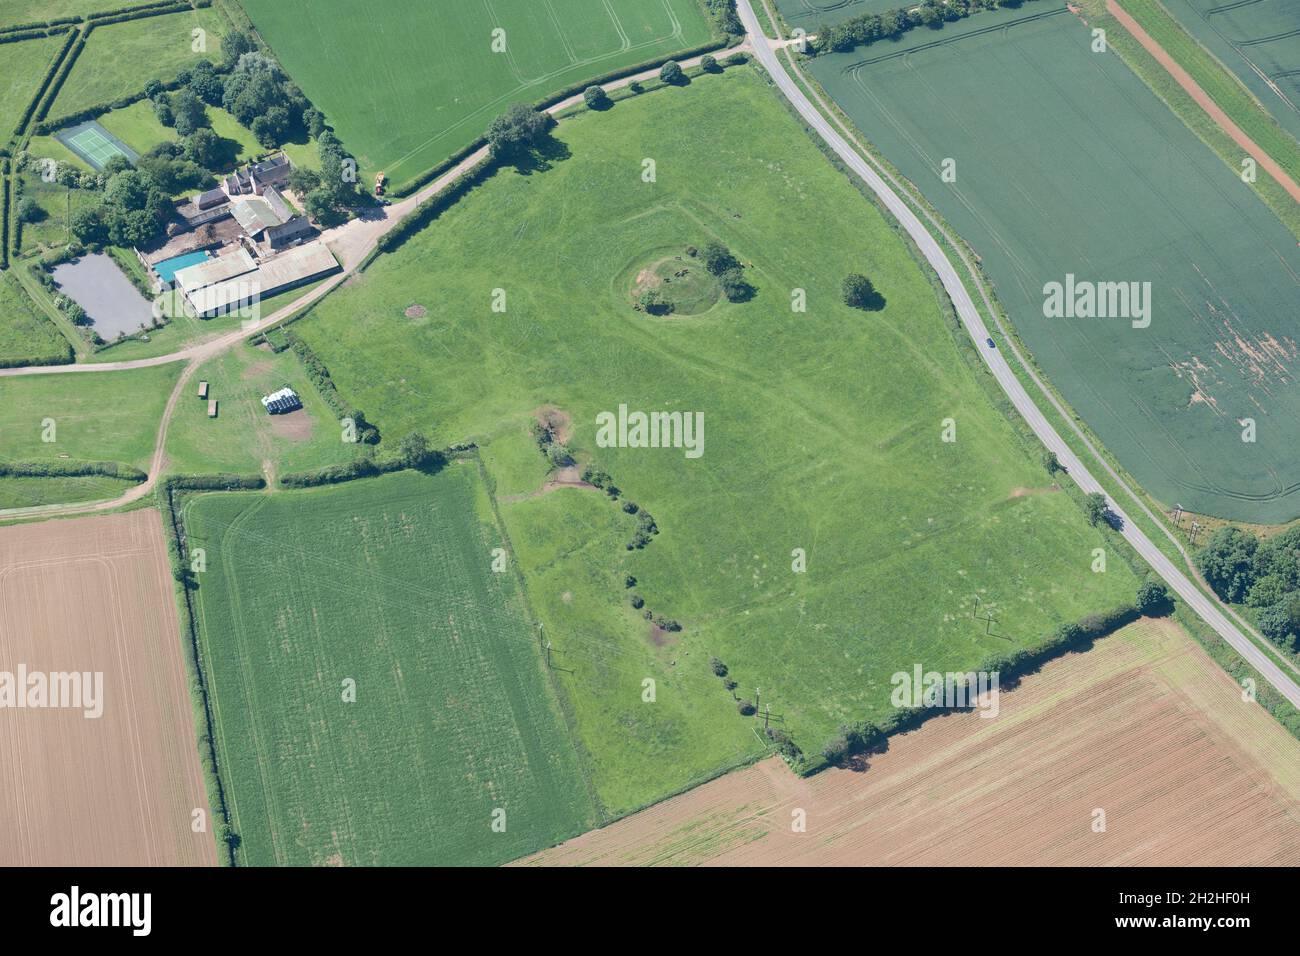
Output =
[{"x1": 507, "y1": 133, "x2": 572, "y2": 176}]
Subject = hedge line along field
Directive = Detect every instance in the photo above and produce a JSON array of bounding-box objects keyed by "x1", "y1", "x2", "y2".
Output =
[
  {"x1": 0, "y1": 361, "x2": 181, "y2": 470},
  {"x1": 49, "y1": 6, "x2": 229, "y2": 120},
  {"x1": 182, "y1": 465, "x2": 598, "y2": 865},
  {"x1": 1161, "y1": 0, "x2": 1300, "y2": 144},
  {"x1": 519, "y1": 617, "x2": 1300, "y2": 866},
  {"x1": 810, "y1": 5, "x2": 1300, "y2": 522},
  {"x1": 293, "y1": 68, "x2": 1141, "y2": 812},
  {"x1": 0, "y1": 272, "x2": 71, "y2": 368},
  {"x1": 0, "y1": 31, "x2": 64, "y2": 136},
  {"x1": 239, "y1": 0, "x2": 714, "y2": 189}
]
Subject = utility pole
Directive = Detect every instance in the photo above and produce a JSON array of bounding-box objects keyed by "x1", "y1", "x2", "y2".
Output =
[
  {"x1": 764, "y1": 703, "x2": 771, "y2": 731},
  {"x1": 1172, "y1": 503, "x2": 1183, "y2": 527},
  {"x1": 1189, "y1": 521, "x2": 1202, "y2": 546}
]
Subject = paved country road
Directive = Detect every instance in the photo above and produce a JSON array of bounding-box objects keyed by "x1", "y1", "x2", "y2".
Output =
[{"x1": 735, "y1": 0, "x2": 1300, "y2": 709}]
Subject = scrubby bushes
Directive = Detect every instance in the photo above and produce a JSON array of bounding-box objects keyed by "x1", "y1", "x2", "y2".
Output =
[
  {"x1": 1197, "y1": 524, "x2": 1300, "y2": 651},
  {"x1": 0, "y1": 460, "x2": 145, "y2": 480},
  {"x1": 285, "y1": 332, "x2": 379, "y2": 444}
]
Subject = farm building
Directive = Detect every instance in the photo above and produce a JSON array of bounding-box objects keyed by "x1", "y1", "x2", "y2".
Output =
[
  {"x1": 230, "y1": 187, "x2": 314, "y2": 252},
  {"x1": 261, "y1": 387, "x2": 302, "y2": 415},
  {"x1": 174, "y1": 247, "x2": 258, "y2": 298},
  {"x1": 223, "y1": 152, "x2": 292, "y2": 198},
  {"x1": 198, "y1": 381, "x2": 209, "y2": 399},
  {"x1": 186, "y1": 242, "x2": 340, "y2": 319},
  {"x1": 208, "y1": 400, "x2": 219, "y2": 418}
]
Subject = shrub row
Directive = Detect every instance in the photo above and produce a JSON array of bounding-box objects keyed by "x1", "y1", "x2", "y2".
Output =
[
  {"x1": 279, "y1": 455, "x2": 402, "y2": 489},
  {"x1": 811, "y1": 603, "x2": 1141, "y2": 773},
  {"x1": 89, "y1": 2, "x2": 192, "y2": 29},
  {"x1": 12, "y1": 27, "x2": 77, "y2": 138},
  {"x1": 0, "y1": 459, "x2": 144, "y2": 480},
  {"x1": 0, "y1": 17, "x2": 80, "y2": 35},
  {"x1": 87, "y1": 0, "x2": 190, "y2": 22},
  {"x1": 374, "y1": 155, "x2": 493, "y2": 257},
  {"x1": 0, "y1": 26, "x2": 72, "y2": 44},
  {"x1": 387, "y1": 138, "x2": 487, "y2": 199},
  {"x1": 1, "y1": 159, "x2": 9, "y2": 269},
  {"x1": 34, "y1": 27, "x2": 89, "y2": 124},
  {"x1": 157, "y1": 472, "x2": 263, "y2": 865},
  {"x1": 284, "y1": 331, "x2": 380, "y2": 444}
]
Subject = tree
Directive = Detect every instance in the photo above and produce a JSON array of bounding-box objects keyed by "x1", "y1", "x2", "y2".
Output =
[
  {"x1": 1135, "y1": 581, "x2": 1171, "y2": 616},
  {"x1": 701, "y1": 240, "x2": 737, "y2": 275},
  {"x1": 700, "y1": 54, "x2": 719, "y2": 72},
  {"x1": 251, "y1": 105, "x2": 290, "y2": 148},
  {"x1": 1042, "y1": 450, "x2": 1061, "y2": 475},
  {"x1": 396, "y1": 431, "x2": 434, "y2": 468},
  {"x1": 303, "y1": 107, "x2": 326, "y2": 139},
  {"x1": 485, "y1": 104, "x2": 555, "y2": 160},
  {"x1": 1083, "y1": 492, "x2": 1108, "y2": 527},
  {"x1": 304, "y1": 187, "x2": 346, "y2": 227},
  {"x1": 638, "y1": 289, "x2": 673, "y2": 315},
  {"x1": 152, "y1": 95, "x2": 175, "y2": 128},
  {"x1": 171, "y1": 88, "x2": 208, "y2": 137},
  {"x1": 582, "y1": 85, "x2": 609, "y2": 109},
  {"x1": 718, "y1": 265, "x2": 753, "y2": 302},
  {"x1": 659, "y1": 60, "x2": 684, "y2": 84},
  {"x1": 1257, "y1": 600, "x2": 1300, "y2": 651},
  {"x1": 221, "y1": 30, "x2": 255, "y2": 67},
  {"x1": 183, "y1": 127, "x2": 223, "y2": 169},
  {"x1": 287, "y1": 167, "x2": 322, "y2": 194},
  {"x1": 842, "y1": 273, "x2": 876, "y2": 309},
  {"x1": 70, "y1": 208, "x2": 107, "y2": 245},
  {"x1": 16, "y1": 196, "x2": 44, "y2": 223},
  {"x1": 1195, "y1": 526, "x2": 1260, "y2": 603},
  {"x1": 189, "y1": 60, "x2": 224, "y2": 105}
]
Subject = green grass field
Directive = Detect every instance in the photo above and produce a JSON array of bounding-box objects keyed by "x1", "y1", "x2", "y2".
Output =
[
  {"x1": 0, "y1": 0, "x2": 100, "y2": 24},
  {"x1": 1159, "y1": 0, "x2": 1300, "y2": 144},
  {"x1": 809, "y1": 6, "x2": 1300, "y2": 523},
  {"x1": 183, "y1": 465, "x2": 597, "y2": 865},
  {"x1": 164, "y1": 342, "x2": 362, "y2": 480},
  {"x1": 50, "y1": 7, "x2": 228, "y2": 119},
  {"x1": 0, "y1": 272, "x2": 71, "y2": 368},
  {"x1": 0, "y1": 32, "x2": 63, "y2": 135},
  {"x1": 240, "y1": 0, "x2": 715, "y2": 189},
  {"x1": 0, "y1": 361, "x2": 181, "y2": 469},
  {"x1": 293, "y1": 68, "x2": 1142, "y2": 810},
  {"x1": 0, "y1": 474, "x2": 137, "y2": 511}
]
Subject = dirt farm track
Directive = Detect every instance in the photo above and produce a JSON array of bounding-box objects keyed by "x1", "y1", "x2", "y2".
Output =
[
  {"x1": 521, "y1": 619, "x2": 1300, "y2": 866},
  {"x1": 0, "y1": 511, "x2": 216, "y2": 866}
]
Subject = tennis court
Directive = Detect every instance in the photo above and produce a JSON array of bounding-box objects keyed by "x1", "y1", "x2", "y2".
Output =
[{"x1": 54, "y1": 120, "x2": 137, "y2": 171}]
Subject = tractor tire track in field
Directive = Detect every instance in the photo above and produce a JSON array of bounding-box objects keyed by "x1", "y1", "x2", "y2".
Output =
[
  {"x1": 1108, "y1": 0, "x2": 1300, "y2": 203},
  {"x1": 736, "y1": 0, "x2": 1300, "y2": 709}
]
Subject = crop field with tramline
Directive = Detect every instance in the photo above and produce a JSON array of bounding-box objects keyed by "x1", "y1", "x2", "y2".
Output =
[
  {"x1": 808, "y1": 4, "x2": 1300, "y2": 522},
  {"x1": 239, "y1": 0, "x2": 715, "y2": 189},
  {"x1": 182, "y1": 465, "x2": 598, "y2": 865}
]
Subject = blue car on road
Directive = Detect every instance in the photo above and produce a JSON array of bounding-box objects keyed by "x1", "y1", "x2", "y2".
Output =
[{"x1": 985, "y1": 337, "x2": 996, "y2": 349}]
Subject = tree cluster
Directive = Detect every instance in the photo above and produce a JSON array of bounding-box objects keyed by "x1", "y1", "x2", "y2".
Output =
[
  {"x1": 1196, "y1": 525, "x2": 1300, "y2": 650},
  {"x1": 814, "y1": 0, "x2": 1037, "y2": 55},
  {"x1": 699, "y1": 240, "x2": 753, "y2": 302}
]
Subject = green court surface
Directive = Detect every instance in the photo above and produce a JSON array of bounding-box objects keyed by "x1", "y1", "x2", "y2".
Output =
[
  {"x1": 809, "y1": 5, "x2": 1300, "y2": 522},
  {"x1": 1163, "y1": 0, "x2": 1300, "y2": 144},
  {"x1": 54, "y1": 120, "x2": 137, "y2": 170}
]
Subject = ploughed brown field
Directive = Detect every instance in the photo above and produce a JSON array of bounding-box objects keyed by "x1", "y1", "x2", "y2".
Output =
[
  {"x1": 0, "y1": 511, "x2": 216, "y2": 866},
  {"x1": 519, "y1": 619, "x2": 1300, "y2": 866}
]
